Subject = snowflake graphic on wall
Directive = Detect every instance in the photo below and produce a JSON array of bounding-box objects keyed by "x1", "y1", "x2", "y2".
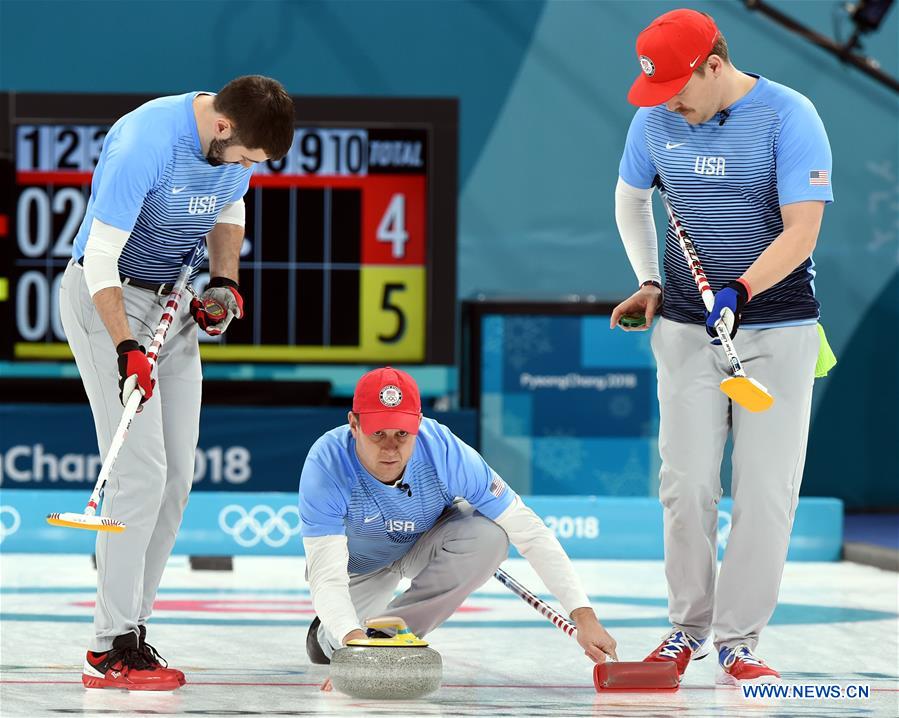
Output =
[
  {"x1": 534, "y1": 434, "x2": 585, "y2": 482},
  {"x1": 503, "y1": 317, "x2": 554, "y2": 370},
  {"x1": 590, "y1": 449, "x2": 648, "y2": 495}
]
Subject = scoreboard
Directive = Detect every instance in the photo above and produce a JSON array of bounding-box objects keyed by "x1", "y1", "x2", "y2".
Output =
[{"x1": 0, "y1": 93, "x2": 458, "y2": 364}]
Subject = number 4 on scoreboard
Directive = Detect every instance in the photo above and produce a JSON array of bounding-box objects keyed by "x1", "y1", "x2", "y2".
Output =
[{"x1": 376, "y1": 194, "x2": 408, "y2": 259}]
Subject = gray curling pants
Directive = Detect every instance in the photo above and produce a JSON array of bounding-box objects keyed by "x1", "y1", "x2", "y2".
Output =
[
  {"x1": 317, "y1": 503, "x2": 510, "y2": 658},
  {"x1": 59, "y1": 260, "x2": 201, "y2": 651},
  {"x1": 651, "y1": 318, "x2": 818, "y2": 653}
]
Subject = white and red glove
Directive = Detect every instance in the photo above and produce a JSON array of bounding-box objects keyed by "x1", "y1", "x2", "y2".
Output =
[
  {"x1": 190, "y1": 277, "x2": 244, "y2": 336},
  {"x1": 116, "y1": 340, "x2": 154, "y2": 406}
]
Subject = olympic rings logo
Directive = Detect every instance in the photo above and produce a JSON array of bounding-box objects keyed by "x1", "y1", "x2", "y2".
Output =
[
  {"x1": 0, "y1": 506, "x2": 22, "y2": 544},
  {"x1": 218, "y1": 504, "x2": 301, "y2": 548}
]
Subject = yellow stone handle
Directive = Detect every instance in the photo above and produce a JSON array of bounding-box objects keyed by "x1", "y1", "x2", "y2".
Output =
[
  {"x1": 346, "y1": 615, "x2": 429, "y2": 647},
  {"x1": 364, "y1": 615, "x2": 408, "y2": 632}
]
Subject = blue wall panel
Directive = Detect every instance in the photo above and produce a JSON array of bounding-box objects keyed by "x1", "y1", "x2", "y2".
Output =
[
  {"x1": 2, "y1": 0, "x2": 895, "y2": 506},
  {"x1": 0, "y1": 490, "x2": 842, "y2": 561}
]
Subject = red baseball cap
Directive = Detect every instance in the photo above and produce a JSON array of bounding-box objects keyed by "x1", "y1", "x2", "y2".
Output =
[
  {"x1": 352, "y1": 366, "x2": 422, "y2": 435},
  {"x1": 627, "y1": 9, "x2": 720, "y2": 107}
]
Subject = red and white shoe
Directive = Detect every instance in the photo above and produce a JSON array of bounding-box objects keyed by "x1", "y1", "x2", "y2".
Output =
[
  {"x1": 644, "y1": 629, "x2": 711, "y2": 679},
  {"x1": 82, "y1": 632, "x2": 182, "y2": 691},
  {"x1": 139, "y1": 625, "x2": 186, "y2": 685},
  {"x1": 717, "y1": 644, "x2": 781, "y2": 686}
]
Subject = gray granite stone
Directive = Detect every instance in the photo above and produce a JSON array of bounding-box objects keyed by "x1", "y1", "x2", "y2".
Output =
[{"x1": 330, "y1": 645, "x2": 442, "y2": 699}]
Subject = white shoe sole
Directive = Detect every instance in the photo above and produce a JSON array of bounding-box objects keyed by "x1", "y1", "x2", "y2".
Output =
[
  {"x1": 716, "y1": 667, "x2": 782, "y2": 687},
  {"x1": 691, "y1": 638, "x2": 712, "y2": 661},
  {"x1": 82, "y1": 658, "x2": 105, "y2": 679}
]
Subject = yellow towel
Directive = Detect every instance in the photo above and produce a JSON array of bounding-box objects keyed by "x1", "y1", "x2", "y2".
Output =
[{"x1": 815, "y1": 323, "x2": 837, "y2": 378}]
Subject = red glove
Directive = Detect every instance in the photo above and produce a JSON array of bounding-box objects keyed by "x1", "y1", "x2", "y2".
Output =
[
  {"x1": 116, "y1": 340, "x2": 154, "y2": 406},
  {"x1": 190, "y1": 277, "x2": 244, "y2": 336}
]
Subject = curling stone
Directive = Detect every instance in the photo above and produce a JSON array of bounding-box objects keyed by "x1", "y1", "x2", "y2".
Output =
[{"x1": 329, "y1": 616, "x2": 442, "y2": 699}]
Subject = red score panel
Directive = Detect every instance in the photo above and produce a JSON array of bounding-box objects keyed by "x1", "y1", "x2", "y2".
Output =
[{"x1": 361, "y1": 175, "x2": 426, "y2": 266}]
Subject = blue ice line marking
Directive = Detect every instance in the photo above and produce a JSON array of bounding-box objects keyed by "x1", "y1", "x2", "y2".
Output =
[
  {"x1": 2, "y1": 608, "x2": 897, "y2": 628},
  {"x1": 0, "y1": 614, "x2": 662, "y2": 628},
  {"x1": 0, "y1": 586, "x2": 664, "y2": 605}
]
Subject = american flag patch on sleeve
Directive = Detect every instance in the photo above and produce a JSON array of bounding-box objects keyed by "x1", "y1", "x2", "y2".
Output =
[
  {"x1": 489, "y1": 473, "x2": 507, "y2": 498},
  {"x1": 809, "y1": 170, "x2": 829, "y2": 186}
]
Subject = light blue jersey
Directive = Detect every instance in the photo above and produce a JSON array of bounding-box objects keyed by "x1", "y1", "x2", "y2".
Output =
[
  {"x1": 299, "y1": 418, "x2": 516, "y2": 575},
  {"x1": 72, "y1": 93, "x2": 251, "y2": 283},
  {"x1": 619, "y1": 74, "x2": 833, "y2": 326}
]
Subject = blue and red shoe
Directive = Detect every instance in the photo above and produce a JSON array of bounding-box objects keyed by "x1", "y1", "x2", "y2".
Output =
[
  {"x1": 717, "y1": 644, "x2": 781, "y2": 686},
  {"x1": 644, "y1": 629, "x2": 711, "y2": 679}
]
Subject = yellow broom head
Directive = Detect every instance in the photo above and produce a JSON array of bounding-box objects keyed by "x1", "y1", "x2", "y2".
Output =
[
  {"x1": 720, "y1": 376, "x2": 774, "y2": 413},
  {"x1": 46, "y1": 513, "x2": 126, "y2": 532}
]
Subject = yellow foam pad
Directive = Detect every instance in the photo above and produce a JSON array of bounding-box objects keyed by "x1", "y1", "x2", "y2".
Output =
[
  {"x1": 348, "y1": 616, "x2": 429, "y2": 647},
  {"x1": 720, "y1": 377, "x2": 774, "y2": 413},
  {"x1": 346, "y1": 636, "x2": 429, "y2": 648},
  {"x1": 46, "y1": 513, "x2": 126, "y2": 533}
]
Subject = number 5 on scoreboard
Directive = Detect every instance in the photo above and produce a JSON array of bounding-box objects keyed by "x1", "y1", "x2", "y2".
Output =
[
  {"x1": 378, "y1": 283, "x2": 406, "y2": 343},
  {"x1": 360, "y1": 267, "x2": 425, "y2": 361}
]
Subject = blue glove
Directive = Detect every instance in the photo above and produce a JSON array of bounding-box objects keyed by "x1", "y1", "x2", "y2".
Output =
[{"x1": 706, "y1": 280, "x2": 750, "y2": 341}]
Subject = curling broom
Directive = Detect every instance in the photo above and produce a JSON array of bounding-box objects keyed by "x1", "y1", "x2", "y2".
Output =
[
  {"x1": 46, "y1": 244, "x2": 201, "y2": 532},
  {"x1": 493, "y1": 568, "x2": 679, "y2": 691}
]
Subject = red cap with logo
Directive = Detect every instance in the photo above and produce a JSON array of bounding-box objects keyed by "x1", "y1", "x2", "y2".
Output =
[
  {"x1": 352, "y1": 366, "x2": 422, "y2": 435},
  {"x1": 627, "y1": 9, "x2": 720, "y2": 107}
]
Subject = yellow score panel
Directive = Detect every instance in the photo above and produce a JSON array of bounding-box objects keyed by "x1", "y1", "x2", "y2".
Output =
[
  {"x1": 17, "y1": 267, "x2": 426, "y2": 363},
  {"x1": 359, "y1": 266, "x2": 425, "y2": 362},
  {"x1": 195, "y1": 266, "x2": 426, "y2": 363}
]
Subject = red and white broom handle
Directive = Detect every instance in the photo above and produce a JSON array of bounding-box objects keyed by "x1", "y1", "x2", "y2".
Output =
[
  {"x1": 658, "y1": 191, "x2": 715, "y2": 313},
  {"x1": 493, "y1": 567, "x2": 578, "y2": 638},
  {"x1": 658, "y1": 190, "x2": 747, "y2": 379},
  {"x1": 84, "y1": 245, "x2": 201, "y2": 517}
]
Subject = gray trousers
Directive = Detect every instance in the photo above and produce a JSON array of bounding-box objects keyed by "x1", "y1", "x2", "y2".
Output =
[
  {"x1": 317, "y1": 503, "x2": 510, "y2": 658},
  {"x1": 59, "y1": 260, "x2": 201, "y2": 651},
  {"x1": 651, "y1": 318, "x2": 818, "y2": 652}
]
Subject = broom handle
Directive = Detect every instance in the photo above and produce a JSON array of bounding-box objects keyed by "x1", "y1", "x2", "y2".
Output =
[
  {"x1": 493, "y1": 567, "x2": 578, "y2": 638},
  {"x1": 83, "y1": 244, "x2": 200, "y2": 516},
  {"x1": 658, "y1": 190, "x2": 748, "y2": 379}
]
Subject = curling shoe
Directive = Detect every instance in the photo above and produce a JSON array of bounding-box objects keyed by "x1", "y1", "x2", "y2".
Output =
[
  {"x1": 717, "y1": 644, "x2": 781, "y2": 686},
  {"x1": 644, "y1": 628, "x2": 711, "y2": 679},
  {"x1": 306, "y1": 616, "x2": 331, "y2": 665},
  {"x1": 139, "y1": 625, "x2": 185, "y2": 685},
  {"x1": 83, "y1": 632, "x2": 181, "y2": 690}
]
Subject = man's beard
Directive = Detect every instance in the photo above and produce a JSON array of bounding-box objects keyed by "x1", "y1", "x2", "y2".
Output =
[{"x1": 206, "y1": 136, "x2": 235, "y2": 166}]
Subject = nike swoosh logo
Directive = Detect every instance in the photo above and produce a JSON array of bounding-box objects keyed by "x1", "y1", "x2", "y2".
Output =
[
  {"x1": 689, "y1": 55, "x2": 701, "y2": 68},
  {"x1": 171, "y1": 186, "x2": 187, "y2": 194},
  {"x1": 666, "y1": 142, "x2": 686, "y2": 150},
  {"x1": 363, "y1": 514, "x2": 381, "y2": 523}
]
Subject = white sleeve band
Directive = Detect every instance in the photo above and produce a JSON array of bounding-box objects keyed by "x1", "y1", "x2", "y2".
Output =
[
  {"x1": 83, "y1": 219, "x2": 130, "y2": 297},
  {"x1": 215, "y1": 198, "x2": 245, "y2": 227},
  {"x1": 615, "y1": 177, "x2": 661, "y2": 286},
  {"x1": 303, "y1": 534, "x2": 362, "y2": 644},
  {"x1": 493, "y1": 496, "x2": 592, "y2": 616}
]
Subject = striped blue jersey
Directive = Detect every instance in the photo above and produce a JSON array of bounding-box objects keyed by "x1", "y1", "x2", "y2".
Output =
[
  {"x1": 619, "y1": 74, "x2": 833, "y2": 326},
  {"x1": 299, "y1": 417, "x2": 516, "y2": 575},
  {"x1": 72, "y1": 92, "x2": 252, "y2": 283}
]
